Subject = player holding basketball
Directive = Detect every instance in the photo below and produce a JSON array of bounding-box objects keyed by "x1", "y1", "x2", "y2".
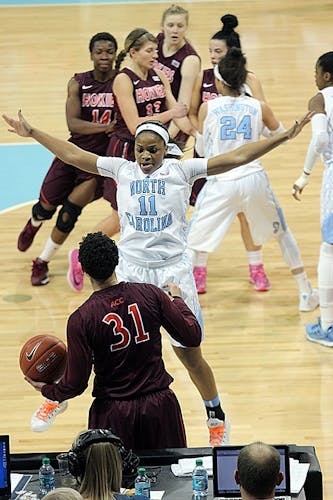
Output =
[
  {"x1": 3, "y1": 111, "x2": 311, "y2": 445},
  {"x1": 293, "y1": 51, "x2": 333, "y2": 346},
  {"x1": 187, "y1": 48, "x2": 319, "y2": 312},
  {"x1": 16, "y1": 32, "x2": 118, "y2": 289},
  {"x1": 25, "y1": 232, "x2": 201, "y2": 449}
]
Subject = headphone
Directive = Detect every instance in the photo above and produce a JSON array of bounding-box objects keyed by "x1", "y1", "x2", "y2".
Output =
[{"x1": 68, "y1": 429, "x2": 139, "y2": 482}]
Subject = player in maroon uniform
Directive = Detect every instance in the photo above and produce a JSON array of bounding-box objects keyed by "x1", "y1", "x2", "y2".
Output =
[
  {"x1": 155, "y1": 4, "x2": 201, "y2": 148},
  {"x1": 25, "y1": 232, "x2": 201, "y2": 449},
  {"x1": 17, "y1": 32, "x2": 118, "y2": 289},
  {"x1": 188, "y1": 14, "x2": 284, "y2": 294}
]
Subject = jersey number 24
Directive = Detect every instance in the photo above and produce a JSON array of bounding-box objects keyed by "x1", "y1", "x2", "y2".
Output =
[{"x1": 220, "y1": 115, "x2": 252, "y2": 140}]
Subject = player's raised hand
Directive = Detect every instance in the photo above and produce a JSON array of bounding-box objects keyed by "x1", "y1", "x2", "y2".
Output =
[
  {"x1": 2, "y1": 110, "x2": 32, "y2": 137},
  {"x1": 286, "y1": 111, "x2": 314, "y2": 140}
]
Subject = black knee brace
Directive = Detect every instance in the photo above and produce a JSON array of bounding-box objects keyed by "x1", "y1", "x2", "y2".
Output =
[
  {"x1": 32, "y1": 201, "x2": 56, "y2": 221},
  {"x1": 56, "y1": 199, "x2": 82, "y2": 234}
]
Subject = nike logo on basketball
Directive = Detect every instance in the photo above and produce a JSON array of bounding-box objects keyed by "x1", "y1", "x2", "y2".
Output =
[
  {"x1": 26, "y1": 342, "x2": 42, "y2": 361},
  {"x1": 133, "y1": 80, "x2": 140, "y2": 85},
  {"x1": 203, "y1": 83, "x2": 213, "y2": 88},
  {"x1": 82, "y1": 85, "x2": 93, "y2": 89}
]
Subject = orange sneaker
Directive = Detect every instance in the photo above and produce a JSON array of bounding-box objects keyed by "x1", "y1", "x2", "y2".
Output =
[
  {"x1": 31, "y1": 399, "x2": 68, "y2": 432},
  {"x1": 207, "y1": 416, "x2": 230, "y2": 446}
]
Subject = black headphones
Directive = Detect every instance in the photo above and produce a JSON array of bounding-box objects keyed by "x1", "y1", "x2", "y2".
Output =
[{"x1": 68, "y1": 429, "x2": 139, "y2": 482}]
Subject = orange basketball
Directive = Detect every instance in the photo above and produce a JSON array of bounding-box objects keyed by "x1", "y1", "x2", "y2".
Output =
[{"x1": 19, "y1": 334, "x2": 67, "y2": 383}]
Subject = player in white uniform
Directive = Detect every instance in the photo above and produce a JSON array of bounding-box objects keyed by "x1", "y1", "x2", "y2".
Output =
[
  {"x1": 3, "y1": 111, "x2": 311, "y2": 445},
  {"x1": 293, "y1": 51, "x2": 333, "y2": 346},
  {"x1": 187, "y1": 48, "x2": 319, "y2": 312}
]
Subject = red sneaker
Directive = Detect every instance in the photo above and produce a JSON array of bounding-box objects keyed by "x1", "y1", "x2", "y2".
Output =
[
  {"x1": 18, "y1": 219, "x2": 41, "y2": 252},
  {"x1": 31, "y1": 258, "x2": 49, "y2": 286}
]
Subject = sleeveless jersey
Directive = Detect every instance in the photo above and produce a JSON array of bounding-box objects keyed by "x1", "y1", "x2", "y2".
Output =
[
  {"x1": 69, "y1": 70, "x2": 115, "y2": 155},
  {"x1": 200, "y1": 68, "x2": 219, "y2": 103},
  {"x1": 319, "y1": 86, "x2": 333, "y2": 168},
  {"x1": 111, "y1": 67, "x2": 168, "y2": 143},
  {"x1": 155, "y1": 32, "x2": 199, "y2": 99},
  {"x1": 96, "y1": 156, "x2": 208, "y2": 264},
  {"x1": 203, "y1": 94, "x2": 264, "y2": 180}
]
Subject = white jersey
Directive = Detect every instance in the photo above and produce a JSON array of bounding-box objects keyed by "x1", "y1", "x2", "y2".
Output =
[
  {"x1": 319, "y1": 86, "x2": 333, "y2": 169},
  {"x1": 97, "y1": 156, "x2": 208, "y2": 264},
  {"x1": 203, "y1": 95, "x2": 263, "y2": 180}
]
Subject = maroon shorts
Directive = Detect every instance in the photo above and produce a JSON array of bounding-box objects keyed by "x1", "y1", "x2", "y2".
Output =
[
  {"x1": 88, "y1": 388, "x2": 187, "y2": 450},
  {"x1": 39, "y1": 156, "x2": 104, "y2": 206},
  {"x1": 190, "y1": 178, "x2": 207, "y2": 206},
  {"x1": 103, "y1": 178, "x2": 118, "y2": 210}
]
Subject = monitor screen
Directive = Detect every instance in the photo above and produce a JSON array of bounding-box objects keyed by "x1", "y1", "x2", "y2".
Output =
[{"x1": 0, "y1": 435, "x2": 11, "y2": 497}]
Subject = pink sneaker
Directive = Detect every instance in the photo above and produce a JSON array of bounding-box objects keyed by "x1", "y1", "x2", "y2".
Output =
[
  {"x1": 67, "y1": 249, "x2": 84, "y2": 292},
  {"x1": 249, "y1": 264, "x2": 271, "y2": 292},
  {"x1": 193, "y1": 266, "x2": 207, "y2": 294},
  {"x1": 18, "y1": 219, "x2": 41, "y2": 252}
]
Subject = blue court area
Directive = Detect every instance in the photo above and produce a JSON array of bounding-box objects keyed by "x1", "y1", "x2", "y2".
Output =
[
  {"x1": 0, "y1": 144, "x2": 53, "y2": 212},
  {"x1": 0, "y1": 0, "x2": 164, "y2": 5}
]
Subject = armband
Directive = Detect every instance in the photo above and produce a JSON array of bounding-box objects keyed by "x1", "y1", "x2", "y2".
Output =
[
  {"x1": 294, "y1": 172, "x2": 310, "y2": 190},
  {"x1": 261, "y1": 122, "x2": 286, "y2": 138},
  {"x1": 195, "y1": 132, "x2": 204, "y2": 157}
]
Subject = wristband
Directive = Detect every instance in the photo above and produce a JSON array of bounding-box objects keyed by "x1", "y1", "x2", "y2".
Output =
[{"x1": 294, "y1": 172, "x2": 310, "y2": 190}]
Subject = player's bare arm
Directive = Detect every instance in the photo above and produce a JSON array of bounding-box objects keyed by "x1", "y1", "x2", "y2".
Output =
[
  {"x1": 207, "y1": 112, "x2": 313, "y2": 176},
  {"x1": 2, "y1": 111, "x2": 98, "y2": 174}
]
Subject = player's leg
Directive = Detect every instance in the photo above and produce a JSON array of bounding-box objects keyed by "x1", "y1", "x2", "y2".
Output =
[
  {"x1": 306, "y1": 168, "x2": 333, "y2": 345},
  {"x1": 188, "y1": 180, "x2": 236, "y2": 294},
  {"x1": 237, "y1": 212, "x2": 270, "y2": 292}
]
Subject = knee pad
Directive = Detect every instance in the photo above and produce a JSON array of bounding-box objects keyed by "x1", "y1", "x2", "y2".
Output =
[
  {"x1": 32, "y1": 201, "x2": 56, "y2": 221},
  {"x1": 56, "y1": 199, "x2": 82, "y2": 233}
]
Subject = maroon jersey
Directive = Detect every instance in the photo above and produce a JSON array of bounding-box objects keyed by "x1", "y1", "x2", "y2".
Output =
[
  {"x1": 42, "y1": 282, "x2": 201, "y2": 402},
  {"x1": 200, "y1": 68, "x2": 219, "y2": 103},
  {"x1": 155, "y1": 32, "x2": 199, "y2": 99},
  {"x1": 69, "y1": 70, "x2": 115, "y2": 156}
]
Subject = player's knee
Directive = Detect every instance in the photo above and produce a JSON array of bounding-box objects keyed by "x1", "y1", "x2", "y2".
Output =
[
  {"x1": 56, "y1": 199, "x2": 82, "y2": 233},
  {"x1": 322, "y1": 213, "x2": 333, "y2": 244},
  {"x1": 32, "y1": 201, "x2": 56, "y2": 221}
]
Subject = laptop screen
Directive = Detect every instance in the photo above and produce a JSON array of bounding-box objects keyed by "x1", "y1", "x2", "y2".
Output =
[
  {"x1": 0, "y1": 435, "x2": 11, "y2": 498},
  {"x1": 213, "y1": 445, "x2": 290, "y2": 498}
]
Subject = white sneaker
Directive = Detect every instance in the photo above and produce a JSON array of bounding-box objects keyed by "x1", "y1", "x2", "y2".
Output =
[
  {"x1": 299, "y1": 288, "x2": 319, "y2": 312},
  {"x1": 207, "y1": 416, "x2": 231, "y2": 446},
  {"x1": 31, "y1": 399, "x2": 68, "y2": 432}
]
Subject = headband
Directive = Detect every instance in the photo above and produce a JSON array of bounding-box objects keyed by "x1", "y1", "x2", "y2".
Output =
[
  {"x1": 214, "y1": 64, "x2": 231, "y2": 87},
  {"x1": 135, "y1": 123, "x2": 183, "y2": 157},
  {"x1": 127, "y1": 30, "x2": 149, "y2": 52}
]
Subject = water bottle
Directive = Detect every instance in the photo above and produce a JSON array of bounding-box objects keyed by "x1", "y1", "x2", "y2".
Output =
[
  {"x1": 134, "y1": 467, "x2": 151, "y2": 497},
  {"x1": 39, "y1": 456, "x2": 55, "y2": 497},
  {"x1": 192, "y1": 458, "x2": 208, "y2": 498}
]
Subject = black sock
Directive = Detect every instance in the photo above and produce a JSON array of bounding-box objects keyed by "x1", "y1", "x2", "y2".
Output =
[{"x1": 206, "y1": 405, "x2": 225, "y2": 421}]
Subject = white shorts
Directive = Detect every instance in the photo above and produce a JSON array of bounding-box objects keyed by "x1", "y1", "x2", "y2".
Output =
[
  {"x1": 116, "y1": 252, "x2": 204, "y2": 347},
  {"x1": 321, "y1": 165, "x2": 333, "y2": 243},
  {"x1": 187, "y1": 170, "x2": 286, "y2": 252}
]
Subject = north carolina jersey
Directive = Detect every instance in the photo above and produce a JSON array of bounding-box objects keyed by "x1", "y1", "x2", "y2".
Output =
[
  {"x1": 70, "y1": 70, "x2": 115, "y2": 155},
  {"x1": 96, "y1": 156, "x2": 208, "y2": 264},
  {"x1": 203, "y1": 94, "x2": 264, "y2": 180},
  {"x1": 319, "y1": 86, "x2": 333, "y2": 168},
  {"x1": 155, "y1": 32, "x2": 199, "y2": 99}
]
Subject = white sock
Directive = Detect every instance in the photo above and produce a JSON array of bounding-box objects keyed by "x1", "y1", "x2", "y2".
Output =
[
  {"x1": 318, "y1": 242, "x2": 333, "y2": 330},
  {"x1": 247, "y1": 249, "x2": 263, "y2": 266},
  {"x1": 193, "y1": 251, "x2": 208, "y2": 268},
  {"x1": 39, "y1": 236, "x2": 61, "y2": 262},
  {"x1": 31, "y1": 216, "x2": 42, "y2": 228},
  {"x1": 293, "y1": 271, "x2": 312, "y2": 295}
]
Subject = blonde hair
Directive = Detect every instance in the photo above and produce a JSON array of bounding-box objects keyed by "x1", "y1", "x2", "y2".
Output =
[
  {"x1": 115, "y1": 28, "x2": 157, "y2": 72},
  {"x1": 161, "y1": 4, "x2": 189, "y2": 25},
  {"x1": 43, "y1": 488, "x2": 83, "y2": 500},
  {"x1": 79, "y1": 442, "x2": 122, "y2": 500}
]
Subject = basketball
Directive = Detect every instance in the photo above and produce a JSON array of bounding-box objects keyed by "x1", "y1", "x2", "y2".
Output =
[{"x1": 19, "y1": 334, "x2": 67, "y2": 383}]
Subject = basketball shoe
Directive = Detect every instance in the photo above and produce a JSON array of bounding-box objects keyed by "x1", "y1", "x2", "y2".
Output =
[
  {"x1": 299, "y1": 286, "x2": 319, "y2": 312},
  {"x1": 31, "y1": 258, "x2": 49, "y2": 286},
  {"x1": 31, "y1": 399, "x2": 68, "y2": 432},
  {"x1": 67, "y1": 249, "x2": 84, "y2": 292},
  {"x1": 17, "y1": 219, "x2": 41, "y2": 252},
  {"x1": 207, "y1": 416, "x2": 231, "y2": 446},
  {"x1": 249, "y1": 264, "x2": 271, "y2": 292},
  {"x1": 306, "y1": 318, "x2": 333, "y2": 347},
  {"x1": 193, "y1": 266, "x2": 207, "y2": 294}
]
